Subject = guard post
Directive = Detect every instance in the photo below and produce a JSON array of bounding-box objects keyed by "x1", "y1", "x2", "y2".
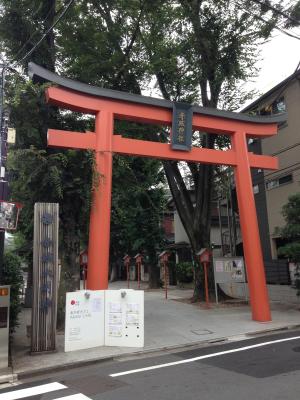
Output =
[{"x1": 197, "y1": 248, "x2": 212, "y2": 308}]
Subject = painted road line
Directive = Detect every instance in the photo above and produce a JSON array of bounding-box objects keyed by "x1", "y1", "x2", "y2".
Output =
[
  {"x1": 0, "y1": 382, "x2": 66, "y2": 400},
  {"x1": 110, "y1": 335, "x2": 300, "y2": 377},
  {"x1": 54, "y1": 395, "x2": 91, "y2": 400}
]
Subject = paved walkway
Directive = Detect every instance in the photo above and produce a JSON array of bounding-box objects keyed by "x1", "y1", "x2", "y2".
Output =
[{"x1": 7, "y1": 281, "x2": 300, "y2": 380}]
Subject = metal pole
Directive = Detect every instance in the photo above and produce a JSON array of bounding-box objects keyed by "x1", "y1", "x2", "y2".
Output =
[
  {"x1": 226, "y1": 196, "x2": 233, "y2": 255},
  {"x1": 0, "y1": 66, "x2": 8, "y2": 283},
  {"x1": 217, "y1": 199, "x2": 224, "y2": 256},
  {"x1": 204, "y1": 262, "x2": 210, "y2": 308}
]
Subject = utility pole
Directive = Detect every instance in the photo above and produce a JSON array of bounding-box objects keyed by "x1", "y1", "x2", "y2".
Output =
[{"x1": 0, "y1": 65, "x2": 9, "y2": 282}]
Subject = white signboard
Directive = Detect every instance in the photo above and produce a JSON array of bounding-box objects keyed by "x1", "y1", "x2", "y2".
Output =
[
  {"x1": 105, "y1": 289, "x2": 144, "y2": 348},
  {"x1": 65, "y1": 290, "x2": 105, "y2": 352},
  {"x1": 213, "y1": 257, "x2": 247, "y2": 303},
  {"x1": 213, "y1": 257, "x2": 246, "y2": 284}
]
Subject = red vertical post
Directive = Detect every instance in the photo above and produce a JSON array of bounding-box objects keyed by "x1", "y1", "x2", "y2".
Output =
[
  {"x1": 232, "y1": 131, "x2": 271, "y2": 322},
  {"x1": 87, "y1": 111, "x2": 113, "y2": 290}
]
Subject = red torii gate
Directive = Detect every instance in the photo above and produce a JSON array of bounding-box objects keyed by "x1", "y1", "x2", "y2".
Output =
[{"x1": 29, "y1": 63, "x2": 286, "y2": 323}]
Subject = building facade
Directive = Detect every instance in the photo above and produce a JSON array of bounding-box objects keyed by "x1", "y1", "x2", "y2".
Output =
[{"x1": 244, "y1": 71, "x2": 300, "y2": 261}]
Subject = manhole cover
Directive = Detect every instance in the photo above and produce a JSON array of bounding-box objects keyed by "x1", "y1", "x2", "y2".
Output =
[{"x1": 191, "y1": 329, "x2": 213, "y2": 335}]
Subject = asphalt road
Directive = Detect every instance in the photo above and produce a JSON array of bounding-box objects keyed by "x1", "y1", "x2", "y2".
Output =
[{"x1": 2, "y1": 329, "x2": 300, "y2": 400}]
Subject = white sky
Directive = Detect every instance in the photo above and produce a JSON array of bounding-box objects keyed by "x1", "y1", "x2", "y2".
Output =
[{"x1": 244, "y1": 29, "x2": 300, "y2": 103}]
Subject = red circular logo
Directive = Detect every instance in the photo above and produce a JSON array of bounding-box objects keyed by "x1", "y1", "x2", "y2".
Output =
[{"x1": 71, "y1": 300, "x2": 75, "y2": 305}]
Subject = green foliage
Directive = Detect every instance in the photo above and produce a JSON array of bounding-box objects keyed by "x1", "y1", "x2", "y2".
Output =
[
  {"x1": 175, "y1": 262, "x2": 194, "y2": 283},
  {"x1": 277, "y1": 193, "x2": 300, "y2": 295},
  {"x1": 2, "y1": 252, "x2": 24, "y2": 333}
]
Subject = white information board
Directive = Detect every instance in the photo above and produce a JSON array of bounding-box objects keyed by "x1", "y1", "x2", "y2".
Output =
[
  {"x1": 213, "y1": 257, "x2": 246, "y2": 283},
  {"x1": 105, "y1": 289, "x2": 144, "y2": 348},
  {"x1": 213, "y1": 257, "x2": 247, "y2": 303},
  {"x1": 65, "y1": 290, "x2": 105, "y2": 352}
]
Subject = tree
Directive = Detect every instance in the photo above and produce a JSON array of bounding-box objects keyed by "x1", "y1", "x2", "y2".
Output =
[{"x1": 277, "y1": 193, "x2": 300, "y2": 295}]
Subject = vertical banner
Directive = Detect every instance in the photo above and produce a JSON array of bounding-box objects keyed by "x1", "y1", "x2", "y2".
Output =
[
  {"x1": 171, "y1": 102, "x2": 193, "y2": 151},
  {"x1": 31, "y1": 203, "x2": 59, "y2": 353}
]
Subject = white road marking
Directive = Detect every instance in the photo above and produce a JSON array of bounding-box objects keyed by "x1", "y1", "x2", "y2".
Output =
[
  {"x1": 110, "y1": 335, "x2": 300, "y2": 377},
  {"x1": 54, "y1": 395, "x2": 91, "y2": 400},
  {"x1": 0, "y1": 382, "x2": 66, "y2": 400}
]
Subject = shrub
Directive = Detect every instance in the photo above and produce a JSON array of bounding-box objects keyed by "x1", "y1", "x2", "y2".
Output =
[
  {"x1": 2, "y1": 251, "x2": 23, "y2": 333},
  {"x1": 175, "y1": 262, "x2": 194, "y2": 283}
]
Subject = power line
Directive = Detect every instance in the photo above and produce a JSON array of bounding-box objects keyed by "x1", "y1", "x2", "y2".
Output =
[
  {"x1": 0, "y1": 0, "x2": 75, "y2": 141},
  {"x1": 249, "y1": 0, "x2": 300, "y2": 26},
  {"x1": 235, "y1": 0, "x2": 300, "y2": 40},
  {"x1": 12, "y1": 0, "x2": 75, "y2": 67},
  {"x1": 12, "y1": 3, "x2": 56, "y2": 63}
]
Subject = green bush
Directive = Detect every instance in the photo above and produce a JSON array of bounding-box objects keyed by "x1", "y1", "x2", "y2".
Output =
[
  {"x1": 2, "y1": 252, "x2": 23, "y2": 333},
  {"x1": 175, "y1": 262, "x2": 194, "y2": 283}
]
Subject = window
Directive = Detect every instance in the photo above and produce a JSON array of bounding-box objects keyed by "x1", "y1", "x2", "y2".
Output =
[
  {"x1": 254, "y1": 96, "x2": 286, "y2": 116},
  {"x1": 272, "y1": 97, "x2": 286, "y2": 114},
  {"x1": 266, "y1": 174, "x2": 292, "y2": 190}
]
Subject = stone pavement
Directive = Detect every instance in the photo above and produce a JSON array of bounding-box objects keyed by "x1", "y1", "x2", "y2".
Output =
[{"x1": 8, "y1": 281, "x2": 300, "y2": 380}]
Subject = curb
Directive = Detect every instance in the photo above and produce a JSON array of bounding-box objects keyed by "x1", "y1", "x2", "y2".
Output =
[{"x1": 14, "y1": 323, "x2": 300, "y2": 381}]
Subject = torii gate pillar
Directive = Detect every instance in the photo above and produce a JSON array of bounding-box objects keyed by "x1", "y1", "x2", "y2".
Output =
[{"x1": 87, "y1": 111, "x2": 113, "y2": 290}]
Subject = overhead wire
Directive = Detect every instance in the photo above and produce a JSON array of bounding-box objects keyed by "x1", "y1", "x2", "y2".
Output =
[
  {"x1": 11, "y1": 2, "x2": 56, "y2": 63},
  {"x1": 249, "y1": 0, "x2": 300, "y2": 26},
  {"x1": 234, "y1": 0, "x2": 300, "y2": 40},
  {"x1": 12, "y1": 0, "x2": 75, "y2": 67},
  {"x1": 0, "y1": 0, "x2": 75, "y2": 158}
]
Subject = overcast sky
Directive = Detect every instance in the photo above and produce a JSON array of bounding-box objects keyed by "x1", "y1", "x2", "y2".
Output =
[{"x1": 247, "y1": 29, "x2": 300, "y2": 95}]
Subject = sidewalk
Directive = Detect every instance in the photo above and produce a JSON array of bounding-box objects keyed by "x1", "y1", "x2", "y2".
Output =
[{"x1": 10, "y1": 281, "x2": 300, "y2": 379}]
